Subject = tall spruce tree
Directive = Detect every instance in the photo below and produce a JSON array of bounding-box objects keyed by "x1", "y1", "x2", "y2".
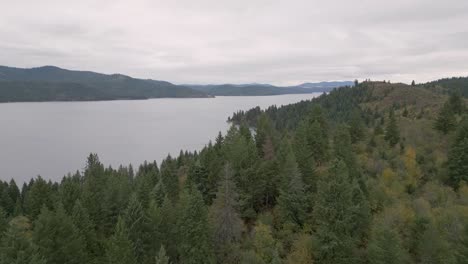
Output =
[
  {"x1": 71, "y1": 200, "x2": 99, "y2": 262},
  {"x1": 105, "y1": 216, "x2": 137, "y2": 264},
  {"x1": 434, "y1": 102, "x2": 457, "y2": 134},
  {"x1": 33, "y1": 204, "x2": 86, "y2": 264},
  {"x1": 177, "y1": 185, "x2": 215, "y2": 264},
  {"x1": 0, "y1": 216, "x2": 46, "y2": 264},
  {"x1": 209, "y1": 164, "x2": 242, "y2": 261},
  {"x1": 384, "y1": 109, "x2": 400, "y2": 147},
  {"x1": 313, "y1": 160, "x2": 360, "y2": 264},
  {"x1": 448, "y1": 119, "x2": 468, "y2": 188},
  {"x1": 276, "y1": 150, "x2": 307, "y2": 229}
]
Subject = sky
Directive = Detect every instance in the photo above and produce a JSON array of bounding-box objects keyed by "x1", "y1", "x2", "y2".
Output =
[{"x1": 1, "y1": 0, "x2": 467, "y2": 85}]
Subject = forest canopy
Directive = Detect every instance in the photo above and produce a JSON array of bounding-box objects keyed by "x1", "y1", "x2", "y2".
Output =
[{"x1": 0, "y1": 79, "x2": 467, "y2": 264}]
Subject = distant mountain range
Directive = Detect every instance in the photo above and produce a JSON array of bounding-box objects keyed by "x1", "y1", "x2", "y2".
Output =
[
  {"x1": 0, "y1": 66, "x2": 209, "y2": 102},
  {"x1": 0, "y1": 66, "x2": 353, "y2": 102},
  {"x1": 187, "y1": 81, "x2": 353, "y2": 96}
]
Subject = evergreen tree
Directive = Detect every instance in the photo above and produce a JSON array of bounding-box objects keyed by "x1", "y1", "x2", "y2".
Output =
[
  {"x1": 384, "y1": 109, "x2": 400, "y2": 147},
  {"x1": 105, "y1": 216, "x2": 137, "y2": 264},
  {"x1": 177, "y1": 186, "x2": 215, "y2": 264},
  {"x1": 276, "y1": 151, "x2": 307, "y2": 228},
  {"x1": 134, "y1": 163, "x2": 159, "y2": 209},
  {"x1": 23, "y1": 176, "x2": 53, "y2": 219},
  {"x1": 434, "y1": 102, "x2": 456, "y2": 134},
  {"x1": 151, "y1": 177, "x2": 166, "y2": 207},
  {"x1": 209, "y1": 164, "x2": 242, "y2": 261},
  {"x1": 293, "y1": 121, "x2": 316, "y2": 192},
  {"x1": 307, "y1": 105, "x2": 329, "y2": 165},
  {"x1": 313, "y1": 160, "x2": 360, "y2": 264},
  {"x1": 71, "y1": 200, "x2": 99, "y2": 262},
  {"x1": 0, "y1": 216, "x2": 46, "y2": 264},
  {"x1": 349, "y1": 110, "x2": 365, "y2": 143},
  {"x1": 448, "y1": 90, "x2": 465, "y2": 115},
  {"x1": 448, "y1": 119, "x2": 468, "y2": 189},
  {"x1": 82, "y1": 154, "x2": 107, "y2": 230},
  {"x1": 160, "y1": 157, "x2": 179, "y2": 202},
  {"x1": 122, "y1": 193, "x2": 146, "y2": 263},
  {"x1": 59, "y1": 173, "x2": 82, "y2": 214},
  {"x1": 33, "y1": 204, "x2": 85, "y2": 264}
]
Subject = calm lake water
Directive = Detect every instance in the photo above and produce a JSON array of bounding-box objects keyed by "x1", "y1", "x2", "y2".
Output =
[{"x1": 0, "y1": 94, "x2": 320, "y2": 183}]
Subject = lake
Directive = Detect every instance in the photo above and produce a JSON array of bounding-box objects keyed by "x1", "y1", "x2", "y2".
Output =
[{"x1": 0, "y1": 94, "x2": 320, "y2": 183}]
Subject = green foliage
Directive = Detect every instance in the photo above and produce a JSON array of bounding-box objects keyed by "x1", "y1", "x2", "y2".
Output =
[
  {"x1": 105, "y1": 216, "x2": 137, "y2": 264},
  {"x1": 154, "y1": 245, "x2": 170, "y2": 264},
  {"x1": 368, "y1": 226, "x2": 409, "y2": 264},
  {"x1": 209, "y1": 165, "x2": 243, "y2": 260},
  {"x1": 177, "y1": 186, "x2": 215, "y2": 264},
  {"x1": 2, "y1": 80, "x2": 468, "y2": 264},
  {"x1": 313, "y1": 160, "x2": 364, "y2": 264},
  {"x1": 434, "y1": 102, "x2": 457, "y2": 134},
  {"x1": 276, "y1": 151, "x2": 307, "y2": 228},
  {"x1": 0, "y1": 216, "x2": 45, "y2": 264},
  {"x1": 448, "y1": 119, "x2": 468, "y2": 189},
  {"x1": 0, "y1": 66, "x2": 209, "y2": 102},
  {"x1": 384, "y1": 109, "x2": 400, "y2": 147},
  {"x1": 33, "y1": 204, "x2": 86, "y2": 264}
]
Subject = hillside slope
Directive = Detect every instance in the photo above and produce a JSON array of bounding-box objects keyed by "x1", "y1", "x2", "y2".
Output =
[
  {"x1": 1, "y1": 79, "x2": 467, "y2": 263},
  {"x1": 187, "y1": 81, "x2": 352, "y2": 96},
  {"x1": 0, "y1": 66, "x2": 209, "y2": 102}
]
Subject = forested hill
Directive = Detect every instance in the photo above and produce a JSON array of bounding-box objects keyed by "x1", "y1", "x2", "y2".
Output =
[
  {"x1": 0, "y1": 66, "x2": 209, "y2": 102},
  {"x1": 422, "y1": 76, "x2": 468, "y2": 98},
  {"x1": 187, "y1": 81, "x2": 352, "y2": 96},
  {"x1": 1, "y1": 79, "x2": 468, "y2": 263}
]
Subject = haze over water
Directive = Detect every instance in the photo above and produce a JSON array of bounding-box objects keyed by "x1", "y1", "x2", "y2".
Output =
[{"x1": 0, "y1": 94, "x2": 319, "y2": 183}]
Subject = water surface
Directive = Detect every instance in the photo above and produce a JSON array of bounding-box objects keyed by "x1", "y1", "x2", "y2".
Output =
[{"x1": 0, "y1": 94, "x2": 320, "y2": 182}]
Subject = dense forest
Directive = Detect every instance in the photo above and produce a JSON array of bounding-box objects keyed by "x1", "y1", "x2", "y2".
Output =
[
  {"x1": 186, "y1": 81, "x2": 353, "y2": 96},
  {"x1": 1, "y1": 79, "x2": 468, "y2": 264},
  {"x1": 0, "y1": 66, "x2": 209, "y2": 102}
]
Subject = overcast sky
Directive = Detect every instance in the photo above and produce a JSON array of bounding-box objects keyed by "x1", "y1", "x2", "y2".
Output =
[{"x1": 1, "y1": 0, "x2": 467, "y2": 85}]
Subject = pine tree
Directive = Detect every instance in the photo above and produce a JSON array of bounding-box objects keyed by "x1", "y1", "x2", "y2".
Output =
[
  {"x1": 448, "y1": 90, "x2": 465, "y2": 115},
  {"x1": 384, "y1": 109, "x2": 400, "y2": 147},
  {"x1": 71, "y1": 200, "x2": 99, "y2": 262},
  {"x1": 122, "y1": 193, "x2": 146, "y2": 263},
  {"x1": 177, "y1": 186, "x2": 215, "y2": 264},
  {"x1": 0, "y1": 216, "x2": 46, "y2": 264},
  {"x1": 82, "y1": 154, "x2": 107, "y2": 230},
  {"x1": 434, "y1": 102, "x2": 456, "y2": 134},
  {"x1": 313, "y1": 160, "x2": 360, "y2": 264},
  {"x1": 293, "y1": 121, "x2": 316, "y2": 191},
  {"x1": 276, "y1": 151, "x2": 307, "y2": 228},
  {"x1": 349, "y1": 110, "x2": 365, "y2": 143},
  {"x1": 160, "y1": 156, "x2": 179, "y2": 202},
  {"x1": 105, "y1": 216, "x2": 137, "y2": 264},
  {"x1": 448, "y1": 119, "x2": 468, "y2": 189},
  {"x1": 23, "y1": 176, "x2": 53, "y2": 219},
  {"x1": 209, "y1": 164, "x2": 242, "y2": 261},
  {"x1": 134, "y1": 163, "x2": 159, "y2": 209},
  {"x1": 33, "y1": 204, "x2": 86, "y2": 264},
  {"x1": 151, "y1": 177, "x2": 166, "y2": 207}
]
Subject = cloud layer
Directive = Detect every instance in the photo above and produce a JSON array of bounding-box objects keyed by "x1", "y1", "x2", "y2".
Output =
[{"x1": 1, "y1": 0, "x2": 467, "y2": 85}]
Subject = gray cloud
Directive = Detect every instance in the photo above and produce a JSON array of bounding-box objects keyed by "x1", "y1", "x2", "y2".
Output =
[{"x1": 0, "y1": 0, "x2": 467, "y2": 85}]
